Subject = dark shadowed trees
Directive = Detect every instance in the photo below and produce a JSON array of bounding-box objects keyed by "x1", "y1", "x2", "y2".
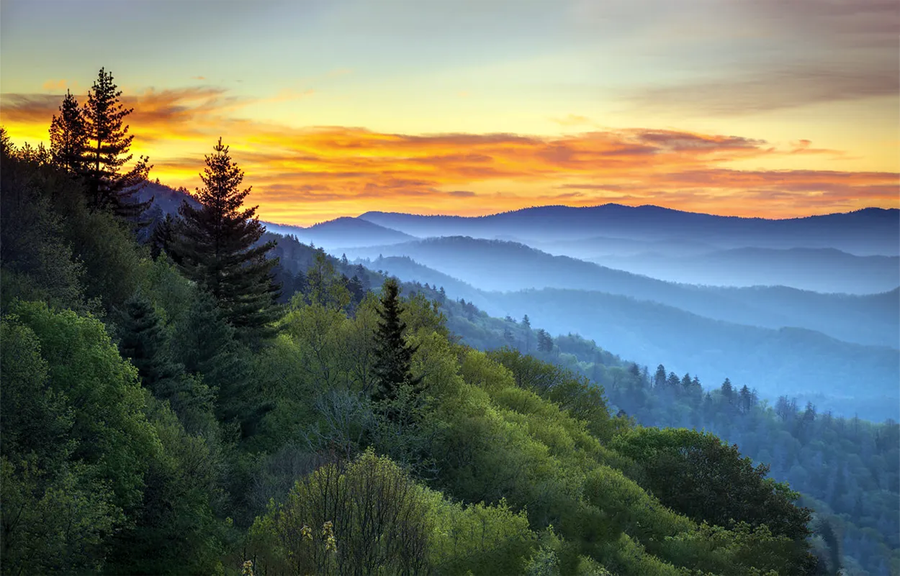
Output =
[
  {"x1": 372, "y1": 278, "x2": 422, "y2": 417},
  {"x1": 49, "y1": 90, "x2": 88, "y2": 175},
  {"x1": 169, "y1": 138, "x2": 280, "y2": 344},
  {"x1": 82, "y1": 68, "x2": 152, "y2": 221}
]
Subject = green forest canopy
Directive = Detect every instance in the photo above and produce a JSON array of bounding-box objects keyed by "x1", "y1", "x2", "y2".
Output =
[{"x1": 0, "y1": 68, "x2": 897, "y2": 576}]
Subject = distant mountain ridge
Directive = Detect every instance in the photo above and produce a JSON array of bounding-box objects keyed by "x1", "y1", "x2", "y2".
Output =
[
  {"x1": 344, "y1": 252, "x2": 899, "y2": 420},
  {"x1": 359, "y1": 204, "x2": 900, "y2": 255},
  {"x1": 264, "y1": 216, "x2": 415, "y2": 248},
  {"x1": 341, "y1": 236, "x2": 900, "y2": 348},
  {"x1": 589, "y1": 247, "x2": 900, "y2": 294}
]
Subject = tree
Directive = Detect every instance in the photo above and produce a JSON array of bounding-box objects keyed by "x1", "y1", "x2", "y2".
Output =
[
  {"x1": 522, "y1": 314, "x2": 531, "y2": 352},
  {"x1": 248, "y1": 451, "x2": 432, "y2": 576},
  {"x1": 722, "y1": 378, "x2": 734, "y2": 403},
  {"x1": 49, "y1": 90, "x2": 87, "y2": 174},
  {"x1": 536, "y1": 329, "x2": 554, "y2": 354},
  {"x1": 612, "y1": 428, "x2": 814, "y2": 543},
  {"x1": 82, "y1": 68, "x2": 152, "y2": 220},
  {"x1": 371, "y1": 278, "x2": 422, "y2": 418},
  {"x1": 170, "y1": 138, "x2": 280, "y2": 343},
  {"x1": 654, "y1": 364, "x2": 667, "y2": 389},
  {"x1": 149, "y1": 213, "x2": 176, "y2": 261},
  {"x1": 117, "y1": 294, "x2": 183, "y2": 400},
  {"x1": 304, "y1": 249, "x2": 350, "y2": 311}
]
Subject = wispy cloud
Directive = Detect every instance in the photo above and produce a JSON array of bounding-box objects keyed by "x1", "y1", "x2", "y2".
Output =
[
  {"x1": 41, "y1": 79, "x2": 68, "y2": 91},
  {"x1": 2, "y1": 85, "x2": 896, "y2": 223}
]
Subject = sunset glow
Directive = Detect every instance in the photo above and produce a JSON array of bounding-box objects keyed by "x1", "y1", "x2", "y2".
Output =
[{"x1": 2, "y1": 0, "x2": 897, "y2": 225}]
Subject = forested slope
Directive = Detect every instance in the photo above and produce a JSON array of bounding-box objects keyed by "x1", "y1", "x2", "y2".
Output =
[{"x1": 1, "y1": 72, "x2": 894, "y2": 575}]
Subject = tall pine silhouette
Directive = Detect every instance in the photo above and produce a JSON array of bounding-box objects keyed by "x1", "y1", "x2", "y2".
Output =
[
  {"x1": 372, "y1": 278, "x2": 422, "y2": 416},
  {"x1": 49, "y1": 90, "x2": 87, "y2": 174},
  {"x1": 82, "y1": 68, "x2": 152, "y2": 220},
  {"x1": 170, "y1": 138, "x2": 280, "y2": 343}
]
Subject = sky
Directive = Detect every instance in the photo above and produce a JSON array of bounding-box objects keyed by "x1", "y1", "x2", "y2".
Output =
[{"x1": 1, "y1": 0, "x2": 898, "y2": 226}]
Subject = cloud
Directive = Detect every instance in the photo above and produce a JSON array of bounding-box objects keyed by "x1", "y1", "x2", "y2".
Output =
[
  {"x1": 191, "y1": 76, "x2": 207, "y2": 81},
  {"x1": 2, "y1": 85, "x2": 895, "y2": 223},
  {"x1": 42, "y1": 79, "x2": 68, "y2": 91},
  {"x1": 631, "y1": 65, "x2": 899, "y2": 116}
]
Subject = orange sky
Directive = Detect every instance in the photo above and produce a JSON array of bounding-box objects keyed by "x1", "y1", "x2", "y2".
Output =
[
  {"x1": 2, "y1": 0, "x2": 897, "y2": 226},
  {"x1": 3, "y1": 88, "x2": 896, "y2": 225}
]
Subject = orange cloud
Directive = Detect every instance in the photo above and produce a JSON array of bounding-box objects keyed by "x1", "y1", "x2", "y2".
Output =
[
  {"x1": 41, "y1": 79, "x2": 68, "y2": 91},
  {"x1": 2, "y1": 87, "x2": 896, "y2": 225}
]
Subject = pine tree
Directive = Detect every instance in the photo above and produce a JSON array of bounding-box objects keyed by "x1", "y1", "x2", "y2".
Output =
[
  {"x1": 170, "y1": 138, "x2": 280, "y2": 343},
  {"x1": 537, "y1": 329, "x2": 554, "y2": 353},
  {"x1": 49, "y1": 90, "x2": 87, "y2": 174},
  {"x1": 118, "y1": 294, "x2": 182, "y2": 399},
  {"x1": 82, "y1": 68, "x2": 152, "y2": 220},
  {"x1": 654, "y1": 364, "x2": 667, "y2": 389},
  {"x1": 150, "y1": 213, "x2": 176, "y2": 261},
  {"x1": 372, "y1": 278, "x2": 422, "y2": 417}
]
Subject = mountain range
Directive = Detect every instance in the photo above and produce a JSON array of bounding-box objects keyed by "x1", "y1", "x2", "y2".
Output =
[
  {"x1": 359, "y1": 204, "x2": 900, "y2": 255},
  {"x1": 139, "y1": 183, "x2": 900, "y2": 420}
]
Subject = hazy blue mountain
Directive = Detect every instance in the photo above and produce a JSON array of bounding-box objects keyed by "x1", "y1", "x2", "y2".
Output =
[
  {"x1": 266, "y1": 217, "x2": 415, "y2": 249},
  {"x1": 359, "y1": 204, "x2": 900, "y2": 255},
  {"x1": 537, "y1": 235, "x2": 720, "y2": 259},
  {"x1": 359, "y1": 255, "x2": 493, "y2": 310},
  {"x1": 493, "y1": 288, "x2": 900, "y2": 421},
  {"x1": 589, "y1": 247, "x2": 900, "y2": 294},
  {"x1": 342, "y1": 237, "x2": 899, "y2": 348}
]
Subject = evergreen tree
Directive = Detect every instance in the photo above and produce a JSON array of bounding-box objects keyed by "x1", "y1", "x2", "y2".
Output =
[
  {"x1": 49, "y1": 90, "x2": 87, "y2": 175},
  {"x1": 372, "y1": 278, "x2": 422, "y2": 416},
  {"x1": 536, "y1": 329, "x2": 554, "y2": 353},
  {"x1": 722, "y1": 378, "x2": 734, "y2": 401},
  {"x1": 522, "y1": 314, "x2": 531, "y2": 352},
  {"x1": 149, "y1": 213, "x2": 176, "y2": 261},
  {"x1": 118, "y1": 294, "x2": 182, "y2": 399},
  {"x1": 654, "y1": 364, "x2": 667, "y2": 389},
  {"x1": 170, "y1": 138, "x2": 280, "y2": 343},
  {"x1": 82, "y1": 68, "x2": 152, "y2": 220}
]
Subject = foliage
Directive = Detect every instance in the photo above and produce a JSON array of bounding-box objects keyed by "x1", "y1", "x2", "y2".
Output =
[
  {"x1": 169, "y1": 138, "x2": 280, "y2": 344},
  {"x1": 82, "y1": 68, "x2": 152, "y2": 221},
  {"x1": 611, "y1": 428, "x2": 812, "y2": 543},
  {"x1": 4, "y1": 88, "x2": 884, "y2": 575}
]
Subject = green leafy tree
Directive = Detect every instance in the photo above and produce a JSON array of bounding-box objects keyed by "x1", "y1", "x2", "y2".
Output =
[
  {"x1": 611, "y1": 428, "x2": 814, "y2": 546},
  {"x1": 1, "y1": 302, "x2": 163, "y2": 574},
  {"x1": 82, "y1": 68, "x2": 152, "y2": 220},
  {"x1": 170, "y1": 138, "x2": 280, "y2": 343},
  {"x1": 49, "y1": 90, "x2": 87, "y2": 174},
  {"x1": 248, "y1": 451, "x2": 433, "y2": 576},
  {"x1": 304, "y1": 249, "x2": 350, "y2": 311}
]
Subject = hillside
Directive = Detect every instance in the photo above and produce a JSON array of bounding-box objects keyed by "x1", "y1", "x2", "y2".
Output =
[
  {"x1": 2, "y1": 140, "x2": 852, "y2": 576},
  {"x1": 341, "y1": 237, "x2": 900, "y2": 348},
  {"x1": 589, "y1": 247, "x2": 900, "y2": 294},
  {"x1": 269, "y1": 237, "x2": 900, "y2": 575}
]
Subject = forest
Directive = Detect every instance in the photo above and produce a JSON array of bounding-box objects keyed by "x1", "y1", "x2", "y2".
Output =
[{"x1": 1, "y1": 68, "x2": 896, "y2": 576}]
